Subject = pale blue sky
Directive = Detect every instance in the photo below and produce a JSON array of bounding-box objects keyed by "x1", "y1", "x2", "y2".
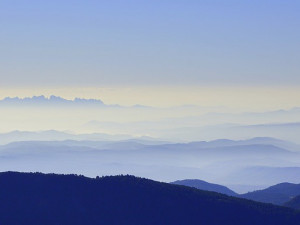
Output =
[{"x1": 0, "y1": 0, "x2": 299, "y2": 87}]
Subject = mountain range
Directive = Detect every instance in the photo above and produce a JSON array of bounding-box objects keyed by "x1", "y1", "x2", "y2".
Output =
[
  {"x1": 0, "y1": 95, "x2": 106, "y2": 106},
  {"x1": 0, "y1": 136, "x2": 299, "y2": 191}
]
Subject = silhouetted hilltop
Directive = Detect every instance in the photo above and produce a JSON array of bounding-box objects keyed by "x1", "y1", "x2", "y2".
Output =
[
  {"x1": 0, "y1": 172, "x2": 299, "y2": 225},
  {"x1": 240, "y1": 182, "x2": 300, "y2": 205},
  {"x1": 171, "y1": 179, "x2": 238, "y2": 196}
]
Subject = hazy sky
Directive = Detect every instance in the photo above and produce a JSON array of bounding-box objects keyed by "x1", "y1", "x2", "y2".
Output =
[
  {"x1": 0, "y1": 1, "x2": 299, "y2": 108},
  {"x1": 1, "y1": 0, "x2": 299, "y2": 86}
]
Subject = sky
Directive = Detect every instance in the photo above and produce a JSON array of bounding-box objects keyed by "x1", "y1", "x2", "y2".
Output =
[{"x1": 0, "y1": 0, "x2": 299, "y2": 108}]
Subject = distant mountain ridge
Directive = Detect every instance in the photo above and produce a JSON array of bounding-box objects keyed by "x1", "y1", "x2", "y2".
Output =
[
  {"x1": 189, "y1": 137, "x2": 299, "y2": 151},
  {"x1": 240, "y1": 182, "x2": 300, "y2": 205},
  {"x1": 171, "y1": 179, "x2": 238, "y2": 196},
  {"x1": 0, "y1": 95, "x2": 153, "y2": 108},
  {"x1": 0, "y1": 136, "x2": 299, "y2": 190},
  {"x1": 170, "y1": 179, "x2": 300, "y2": 210},
  {"x1": 0, "y1": 130, "x2": 134, "y2": 145},
  {"x1": 0, "y1": 95, "x2": 105, "y2": 106},
  {"x1": 0, "y1": 172, "x2": 299, "y2": 225}
]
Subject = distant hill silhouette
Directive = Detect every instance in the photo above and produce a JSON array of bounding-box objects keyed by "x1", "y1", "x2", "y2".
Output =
[
  {"x1": 171, "y1": 179, "x2": 238, "y2": 196},
  {"x1": 0, "y1": 95, "x2": 150, "y2": 109},
  {"x1": 0, "y1": 172, "x2": 299, "y2": 225},
  {"x1": 0, "y1": 95, "x2": 104, "y2": 105},
  {"x1": 285, "y1": 195, "x2": 300, "y2": 210},
  {"x1": 240, "y1": 182, "x2": 300, "y2": 205}
]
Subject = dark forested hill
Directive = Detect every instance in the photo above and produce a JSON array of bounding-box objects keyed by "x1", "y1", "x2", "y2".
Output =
[
  {"x1": 171, "y1": 179, "x2": 238, "y2": 196},
  {"x1": 240, "y1": 182, "x2": 300, "y2": 205},
  {"x1": 0, "y1": 172, "x2": 299, "y2": 225}
]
